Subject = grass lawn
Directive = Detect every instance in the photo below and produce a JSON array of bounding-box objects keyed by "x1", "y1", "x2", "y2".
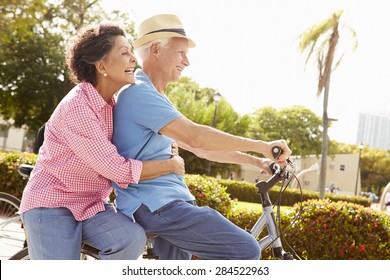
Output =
[{"x1": 235, "y1": 201, "x2": 292, "y2": 214}]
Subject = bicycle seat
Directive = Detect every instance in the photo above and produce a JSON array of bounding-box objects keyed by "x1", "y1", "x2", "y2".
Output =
[{"x1": 18, "y1": 164, "x2": 34, "y2": 178}]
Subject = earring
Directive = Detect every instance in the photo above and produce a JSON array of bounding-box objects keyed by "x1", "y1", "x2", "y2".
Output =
[{"x1": 103, "y1": 73, "x2": 107, "y2": 77}]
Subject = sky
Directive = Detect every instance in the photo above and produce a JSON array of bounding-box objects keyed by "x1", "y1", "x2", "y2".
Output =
[{"x1": 101, "y1": 0, "x2": 390, "y2": 144}]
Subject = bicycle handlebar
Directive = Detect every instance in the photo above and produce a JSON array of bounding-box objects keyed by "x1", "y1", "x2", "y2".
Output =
[{"x1": 256, "y1": 155, "x2": 294, "y2": 195}]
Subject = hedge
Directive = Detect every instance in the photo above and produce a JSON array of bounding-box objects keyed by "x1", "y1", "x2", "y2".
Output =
[
  {"x1": 283, "y1": 199, "x2": 390, "y2": 259},
  {"x1": 228, "y1": 200, "x2": 390, "y2": 260},
  {"x1": 218, "y1": 178, "x2": 371, "y2": 207},
  {"x1": 0, "y1": 151, "x2": 37, "y2": 198}
]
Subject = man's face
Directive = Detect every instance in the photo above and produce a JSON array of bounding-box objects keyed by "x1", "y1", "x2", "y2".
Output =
[{"x1": 159, "y1": 37, "x2": 190, "y2": 83}]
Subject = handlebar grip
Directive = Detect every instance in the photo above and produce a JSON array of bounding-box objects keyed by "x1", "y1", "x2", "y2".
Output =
[{"x1": 272, "y1": 146, "x2": 282, "y2": 159}]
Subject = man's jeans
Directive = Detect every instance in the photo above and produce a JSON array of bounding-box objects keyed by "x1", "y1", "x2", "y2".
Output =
[
  {"x1": 21, "y1": 203, "x2": 146, "y2": 260},
  {"x1": 134, "y1": 200, "x2": 261, "y2": 260}
]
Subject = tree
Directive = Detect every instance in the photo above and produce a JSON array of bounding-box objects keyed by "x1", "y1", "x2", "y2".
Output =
[
  {"x1": 298, "y1": 10, "x2": 357, "y2": 198},
  {"x1": 0, "y1": 0, "x2": 135, "y2": 135},
  {"x1": 359, "y1": 147, "x2": 390, "y2": 196},
  {"x1": 249, "y1": 106, "x2": 323, "y2": 156}
]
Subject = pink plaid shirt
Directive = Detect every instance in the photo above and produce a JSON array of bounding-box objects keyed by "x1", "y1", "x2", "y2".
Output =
[{"x1": 19, "y1": 82, "x2": 142, "y2": 221}]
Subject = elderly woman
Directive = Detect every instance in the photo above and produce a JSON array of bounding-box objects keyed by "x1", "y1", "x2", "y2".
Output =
[
  {"x1": 19, "y1": 21, "x2": 185, "y2": 260},
  {"x1": 112, "y1": 14, "x2": 292, "y2": 260}
]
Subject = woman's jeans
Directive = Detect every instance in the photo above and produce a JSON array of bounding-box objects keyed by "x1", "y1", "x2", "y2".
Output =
[
  {"x1": 21, "y1": 203, "x2": 146, "y2": 260},
  {"x1": 134, "y1": 200, "x2": 261, "y2": 260}
]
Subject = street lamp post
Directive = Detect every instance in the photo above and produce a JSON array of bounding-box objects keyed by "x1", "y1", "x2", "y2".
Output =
[
  {"x1": 354, "y1": 143, "x2": 364, "y2": 196},
  {"x1": 206, "y1": 92, "x2": 222, "y2": 176}
]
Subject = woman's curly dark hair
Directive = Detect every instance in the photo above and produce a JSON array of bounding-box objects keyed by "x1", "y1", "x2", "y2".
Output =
[{"x1": 66, "y1": 21, "x2": 126, "y2": 86}]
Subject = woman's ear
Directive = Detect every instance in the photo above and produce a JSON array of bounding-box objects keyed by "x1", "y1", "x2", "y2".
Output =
[{"x1": 95, "y1": 61, "x2": 107, "y2": 76}]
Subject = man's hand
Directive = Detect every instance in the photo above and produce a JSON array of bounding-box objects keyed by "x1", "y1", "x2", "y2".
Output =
[{"x1": 263, "y1": 140, "x2": 292, "y2": 165}]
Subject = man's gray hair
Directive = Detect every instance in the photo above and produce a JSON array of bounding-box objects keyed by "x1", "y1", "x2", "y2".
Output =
[{"x1": 135, "y1": 38, "x2": 171, "y2": 66}]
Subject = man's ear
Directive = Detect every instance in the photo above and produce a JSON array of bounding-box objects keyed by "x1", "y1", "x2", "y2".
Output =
[{"x1": 151, "y1": 43, "x2": 160, "y2": 57}]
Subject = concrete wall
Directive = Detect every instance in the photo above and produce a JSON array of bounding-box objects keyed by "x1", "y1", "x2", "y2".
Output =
[{"x1": 0, "y1": 125, "x2": 29, "y2": 152}]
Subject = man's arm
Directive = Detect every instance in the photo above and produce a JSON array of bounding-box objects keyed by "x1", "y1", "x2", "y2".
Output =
[
  {"x1": 159, "y1": 116, "x2": 291, "y2": 164},
  {"x1": 187, "y1": 148, "x2": 273, "y2": 175}
]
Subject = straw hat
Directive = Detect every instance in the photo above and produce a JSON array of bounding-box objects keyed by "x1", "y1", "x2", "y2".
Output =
[{"x1": 133, "y1": 14, "x2": 196, "y2": 49}]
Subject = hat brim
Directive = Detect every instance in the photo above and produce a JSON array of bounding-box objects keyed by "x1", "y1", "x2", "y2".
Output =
[{"x1": 133, "y1": 32, "x2": 196, "y2": 49}]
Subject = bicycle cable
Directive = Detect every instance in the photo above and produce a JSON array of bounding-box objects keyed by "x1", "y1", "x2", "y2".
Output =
[
  {"x1": 277, "y1": 172, "x2": 304, "y2": 260},
  {"x1": 264, "y1": 169, "x2": 303, "y2": 260}
]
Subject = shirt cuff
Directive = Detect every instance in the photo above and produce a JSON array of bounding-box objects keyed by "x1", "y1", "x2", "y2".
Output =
[{"x1": 116, "y1": 159, "x2": 143, "y2": 188}]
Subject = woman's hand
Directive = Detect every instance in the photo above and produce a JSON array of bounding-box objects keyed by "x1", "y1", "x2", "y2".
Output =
[
  {"x1": 169, "y1": 155, "x2": 185, "y2": 176},
  {"x1": 171, "y1": 141, "x2": 180, "y2": 156},
  {"x1": 257, "y1": 157, "x2": 274, "y2": 176}
]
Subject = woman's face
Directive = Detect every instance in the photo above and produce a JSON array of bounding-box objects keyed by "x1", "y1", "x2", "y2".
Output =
[{"x1": 101, "y1": 35, "x2": 137, "y2": 86}]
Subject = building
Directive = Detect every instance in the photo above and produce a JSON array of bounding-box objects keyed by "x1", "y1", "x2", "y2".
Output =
[
  {"x1": 0, "y1": 120, "x2": 31, "y2": 152},
  {"x1": 237, "y1": 154, "x2": 361, "y2": 196},
  {"x1": 357, "y1": 110, "x2": 390, "y2": 150}
]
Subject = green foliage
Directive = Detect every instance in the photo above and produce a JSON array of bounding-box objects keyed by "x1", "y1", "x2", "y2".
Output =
[
  {"x1": 229, "y1": 207, "x2": 261, "y2": 231},
  {"x1": 0, "y1": 151, "x2": 37, "y2": 198},
  {"x1": 284, "y1": 199, "x2": 390, "y2": 259},
  {"x1": 299, "y1": 10, "x2": 344, "y2": 52},
  {"x1": 219, "y1": 178, "x2": 371, "y2": 207},
  {"x1": 360, "y1": 147, "x2": 390, "y2": 194},
  {"x1": 249, "y1": 106, "x2": 322, "y2": 156},
  {"x1": 185, "y1": 174, "x2": 235, "y2": 218}
]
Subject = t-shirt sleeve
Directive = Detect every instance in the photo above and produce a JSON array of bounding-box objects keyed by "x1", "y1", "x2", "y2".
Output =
[{"x1": 119, "y1": 85, "x2": 183, "y2": 133}]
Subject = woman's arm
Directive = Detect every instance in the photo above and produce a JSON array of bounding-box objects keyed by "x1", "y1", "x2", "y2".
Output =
[{"x1": 140, "y1": 155, "x2": 185, "y2": 180}]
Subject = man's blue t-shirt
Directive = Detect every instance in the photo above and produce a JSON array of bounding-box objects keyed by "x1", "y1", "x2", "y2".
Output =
[{"x1": 112, "y1": 70, "x2": 195, "y2": 220}]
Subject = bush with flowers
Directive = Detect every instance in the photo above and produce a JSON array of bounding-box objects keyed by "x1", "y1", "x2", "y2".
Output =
[
  {"x1": 283, "y1": 199, "x2": 390, "y2": 259},
  {"x1": 0, "y1": 151, "x2": 37, "y2": 198},
  {"x1": 185, "y1": 174, "x2": 235, "y2": 218}
]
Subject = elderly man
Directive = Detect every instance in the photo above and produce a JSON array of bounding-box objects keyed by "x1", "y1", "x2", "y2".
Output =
[{"x1": 112, "y1": 14, "x2": 292, "y2": 260}]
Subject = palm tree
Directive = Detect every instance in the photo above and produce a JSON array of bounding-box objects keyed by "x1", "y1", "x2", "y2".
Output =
[{"x1": 299, "y1": 10, "x2": 358, "y2": 198}]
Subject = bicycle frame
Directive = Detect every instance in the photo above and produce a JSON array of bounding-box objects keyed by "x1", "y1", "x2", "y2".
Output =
[
  {"x1": 250, "y1": 193, "x2": 290, "y2": 259},
  {"x1": 249, "y1": 162, "x2": 294, "y2": 260}
]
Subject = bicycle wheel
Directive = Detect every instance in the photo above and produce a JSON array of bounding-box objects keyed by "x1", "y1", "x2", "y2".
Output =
[
  {"x1": 9, "y1": 245, "x2": 100, "y2": 260},
  {"x1": 8, "y1": 247, "x2": 29, "y2": 260},
  {"x1": 0, "y1": 192, "x2": 26, "y2": 259}
]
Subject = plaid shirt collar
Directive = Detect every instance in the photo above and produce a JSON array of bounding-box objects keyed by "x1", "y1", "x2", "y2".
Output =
[{"x1": 81, "y1": 82, "x2": 116, "y2": 111}]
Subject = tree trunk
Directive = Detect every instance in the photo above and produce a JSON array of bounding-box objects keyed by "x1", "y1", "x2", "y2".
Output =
[
  {"x1": 318, "y1": 24, "x2": 339, "y2": 199},
  {"x1": 319, "y1": 75, "x2": 330, "y2": 199}
]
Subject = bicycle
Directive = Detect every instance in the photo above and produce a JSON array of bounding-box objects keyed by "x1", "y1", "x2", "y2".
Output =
[
  {"x1": 0, "y1": 191, "x2": 26, "y2": 258},
  {"x1": 8, "y1": 147, "x2": 301, "y2": 260}
]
